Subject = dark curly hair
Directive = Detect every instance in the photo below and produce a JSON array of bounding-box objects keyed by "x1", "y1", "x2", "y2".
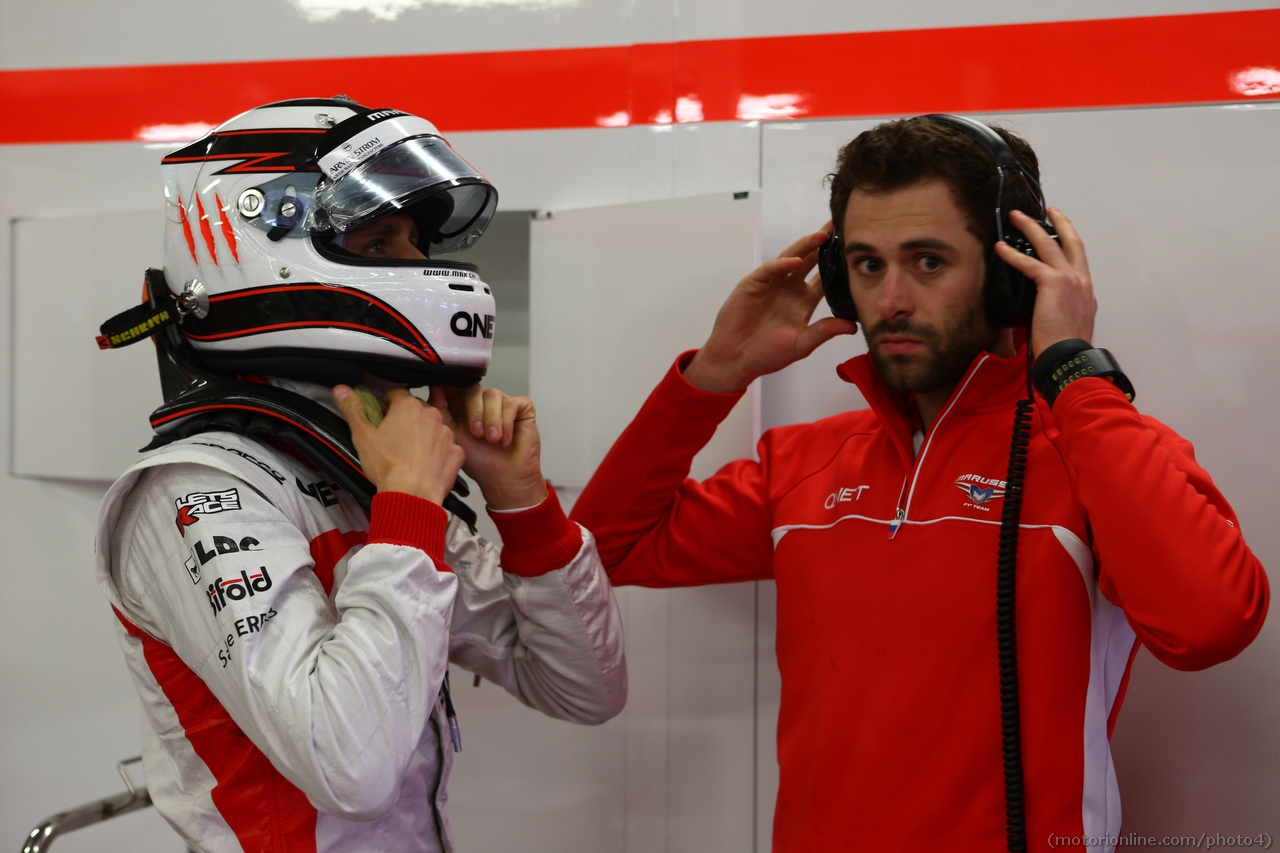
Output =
[{"x1": 827, "y1": 116, "x2": 1042, "y2": 247}]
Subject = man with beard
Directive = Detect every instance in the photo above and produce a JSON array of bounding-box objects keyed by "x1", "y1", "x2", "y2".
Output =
[{"x1": 570, "y1": 116, "x2": 1267, "y2": 851}]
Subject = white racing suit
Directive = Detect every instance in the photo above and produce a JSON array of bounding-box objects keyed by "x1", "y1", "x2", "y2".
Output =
[{"x1": 94, "y1": 431, "x2": 626, "y2": 852}]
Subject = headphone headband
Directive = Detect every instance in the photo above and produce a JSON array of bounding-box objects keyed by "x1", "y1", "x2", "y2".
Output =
[{"x1": 921, "y1": 113, "x2": 1020, "y2": 168}]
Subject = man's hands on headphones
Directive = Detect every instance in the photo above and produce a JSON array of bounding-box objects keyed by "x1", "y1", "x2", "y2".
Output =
[
  {"x1": 334, "y1": 386, "x2": 465, "y2": 506},
  {"x1": 683, "y1": 228, "x2": 860, "y2": 395},
  {"x1": 431, "y1": 384, "x2": 549, "y2": 511},
  {"x1": 995, "y1": 207, "x2": 1097, "y2": 359}
]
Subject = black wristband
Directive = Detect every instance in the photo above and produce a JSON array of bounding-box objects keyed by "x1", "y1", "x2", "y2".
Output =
[{"x1": 1032, "y1": 339, "x2": 1136, "y2": 407}]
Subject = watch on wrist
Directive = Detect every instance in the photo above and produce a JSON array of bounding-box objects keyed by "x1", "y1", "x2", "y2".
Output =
[{"x1": 1032, "y1": 338, "x2": 1136, "y2": 408}]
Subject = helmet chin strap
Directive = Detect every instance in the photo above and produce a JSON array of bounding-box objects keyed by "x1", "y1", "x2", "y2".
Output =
[{"x1": 353, "y1": 383, "x2": 386, "y2": 425}]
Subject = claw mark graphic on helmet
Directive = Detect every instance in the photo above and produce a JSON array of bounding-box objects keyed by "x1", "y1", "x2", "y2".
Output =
[
  {"x1": 215, "y1": 194, "x2": 240, "y2": 263},
  {"x1": 177, "y1": 194, "x2": 198, "y2": 264},
  {"x1": 196, "y1": 195, "x2": 219, "y2": 266}
]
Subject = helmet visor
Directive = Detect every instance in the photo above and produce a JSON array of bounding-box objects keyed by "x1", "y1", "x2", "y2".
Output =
[{"x1": 313, "y1": 136, "x2": 497, "y2": 253}]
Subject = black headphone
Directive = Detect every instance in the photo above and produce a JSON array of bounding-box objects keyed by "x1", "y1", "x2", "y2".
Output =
[{"x1": 817, "y1": 113, "x2": 1055, "y2": 329}]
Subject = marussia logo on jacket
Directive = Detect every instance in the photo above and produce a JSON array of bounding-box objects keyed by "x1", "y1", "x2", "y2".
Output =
[
  {"x1": 175, "y1": 489, "x2": 241, "y2": 536},
  {"x1": 955, "y1": 474, "x2": 1006, "y2": 507},
  {"x1": 207, "y1": 567, "x2": 273, "y2": 616}
]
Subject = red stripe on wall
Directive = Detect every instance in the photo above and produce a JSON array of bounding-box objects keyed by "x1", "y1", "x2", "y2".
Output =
[
  {"x1": 114, "y1": 608, "x2": 319, "y2": 853},
  {"x1": 2, "y1": 9, "x2": 1278, "y2": 144}
]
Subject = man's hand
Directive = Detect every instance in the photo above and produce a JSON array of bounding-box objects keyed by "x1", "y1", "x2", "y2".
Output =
[
  {"x1": 683, "y1": 230, "x2": 859, "y2": 395},
  {"x1": 334, "y1": 385, "x2": 464, "y2": 506},
  {"x1": 431, "y1": 385, "x2": 548, "y2": 511},
  {"x1": 995, "y1": 208, "x2": 1097, "y2": 359}
]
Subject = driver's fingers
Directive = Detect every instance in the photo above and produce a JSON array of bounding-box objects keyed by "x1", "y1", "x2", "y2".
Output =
[
  {"x1": 461, "y1": 383, "x2": 486, "y2": 437},
  {"x1": 746, "y1": 256, "x2": 809, "y2": 290},
  {"x1": 481, "y1": 387, "x2": 505, "y2": 443},
  {"x1": 499, "y1": 394, "x2": 530, "y2": 447},
  {"x1": 427, "y1": 386, "x2": 456, "y2": 427},
  {"x1": 1046, "y1": 207, "x2": 1088, "y2": 272},
  {"x1": 775, "y1": 230, "x2": 830, "y2": 262},
  {"x1": 1009, "y1": 210, "x2": 1068, "y2": 267},
  {"x1": 993, "y1": 239, "x2": 1051, "y2": 278}
]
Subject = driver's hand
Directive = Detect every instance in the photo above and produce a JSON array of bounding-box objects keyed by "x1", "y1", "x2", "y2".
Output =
[
  {"x1": 430, "y1": 385, "x2": 548, "y2": 511},
  {"x1": 683, "y1": 227, "x2": 858, "y2": 395},
  {"x1": 334, "y1": 385, "x2": 464, "y2": 506}
]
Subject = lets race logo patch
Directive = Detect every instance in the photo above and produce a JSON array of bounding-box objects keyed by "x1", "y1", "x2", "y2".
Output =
[
  {"x1": 955, "y1": 474, "x2": 1006, "y2": 512},
  {"x1": 175, "y1": 489, "x2": 242, "y2": 536}
]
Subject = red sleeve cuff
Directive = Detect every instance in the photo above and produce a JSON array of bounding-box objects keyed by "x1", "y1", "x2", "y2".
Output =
[
  {"x1": 368, "y1": 491, "x2": 450, "y2": 572},
  {"x1": 488, "y1": 483, "x2": 584, "y2": 577},
  {"x1": 1050, "y1": 375, "x2": 1134, "y2": 423}
]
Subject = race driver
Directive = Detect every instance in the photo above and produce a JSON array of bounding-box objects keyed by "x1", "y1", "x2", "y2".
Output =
[
  {"x1": 570, "y1": 115, "x2": 1268, "y2": 851},
  {"x1": 94, "y1": 98, "x2": 625, "y2": 853}
]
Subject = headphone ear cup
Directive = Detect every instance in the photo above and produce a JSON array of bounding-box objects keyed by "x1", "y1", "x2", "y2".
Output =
[
  {"x1": 818, "y1": 234, "x2": 858, "y2": 322},
  {"x1": 984, "y1": 240, "x2": 1037, "y2": 328}
]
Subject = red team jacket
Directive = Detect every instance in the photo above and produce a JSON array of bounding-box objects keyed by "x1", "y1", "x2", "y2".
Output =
[{"x1": 572, "y1": 348, "x2": 1268, "y2": 852}]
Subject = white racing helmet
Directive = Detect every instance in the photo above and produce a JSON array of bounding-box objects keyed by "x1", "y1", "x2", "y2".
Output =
[{"x1": 160, "y1": 97, "x2": 498, "y2": 387}]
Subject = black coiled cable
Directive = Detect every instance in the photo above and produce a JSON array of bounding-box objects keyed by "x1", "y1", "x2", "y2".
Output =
[{"x1": 996, "y1": 360, "x2": 1035, "y2": 853}]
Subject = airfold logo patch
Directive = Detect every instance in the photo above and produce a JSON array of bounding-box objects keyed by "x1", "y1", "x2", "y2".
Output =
[
  {"x1": 175, "y1": 489, "x2": 241, "y2": 536},
  {"x1": 955, "y1": 474, "x2": 1006, "y2": 509},
  {"x1": 207, "y1": 567, "x2": 273, "y2": 616}
]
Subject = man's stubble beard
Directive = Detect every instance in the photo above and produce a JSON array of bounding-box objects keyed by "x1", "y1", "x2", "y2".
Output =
[{"x1": 864, "y1": 296, "x2": 1000, "y2": 395}]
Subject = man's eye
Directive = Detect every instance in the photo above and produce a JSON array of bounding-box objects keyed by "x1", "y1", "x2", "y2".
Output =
[
  {"x1": 853, "y1": 258, "x2": 883, "y2": 275},
  {"x1": 364, "y1": 240, "x2": 385, "y2": 255},
  {"x1": 917, "y1": 254, "x2": 942, "y2": 272}
]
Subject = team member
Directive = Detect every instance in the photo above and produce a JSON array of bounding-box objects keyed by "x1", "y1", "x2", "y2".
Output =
[
  {"x1": 571, "y1": 115, "x2": 1267, "y2": 851},
  {"x1": 94, "y1": 98, "x2": 625, "y2": 853}
]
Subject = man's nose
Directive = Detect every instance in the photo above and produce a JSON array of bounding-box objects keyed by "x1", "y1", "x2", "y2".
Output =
[{"x1": 876, "y1": 265, "x2": 915, "y2": 320}]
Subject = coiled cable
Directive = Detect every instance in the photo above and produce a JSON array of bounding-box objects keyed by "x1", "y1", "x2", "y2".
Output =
[{"x1": 996, "y1": 358, "x2": 1035, "y2": 852}]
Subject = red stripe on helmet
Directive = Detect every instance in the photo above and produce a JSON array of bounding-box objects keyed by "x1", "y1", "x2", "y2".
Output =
[
  {"x1": 176, "y1": 195, "x2": 198, "y2": 265},
  {"x1": 195, "y1": 195, "x2": 219, "y2": 267},
  {"x1": 216, "y1": 193, "x2": 240, "y2": 264},
  {"x1": 184, "y1": 319, "x2": 442, "y2": 364}
]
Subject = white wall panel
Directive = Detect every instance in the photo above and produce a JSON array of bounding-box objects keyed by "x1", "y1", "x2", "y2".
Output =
[
  {"x1": 12, "y1": 211, "x2": 164, "y2": 481},
  {"x1": 0, "y1": 143, "x2": 182, "y2": 853},
  {"x1": 0, "y1": 0, "x2": 635, "y2": 69},
  {"x1": 529, "y1": 191, "x2": 762, "y2": 850},
  {"x1": 530, "y1": 190, "x2": 760, "y2": 487},
  {"x1": 453, "y1": 121, "x2": 760, "y2": 214},
  {"x1": 761, "y1": 103, "x2": 1280, "y2": 838},
  {"x1": 2, "y1": 0, "x2": 1272, "y2": 70}
]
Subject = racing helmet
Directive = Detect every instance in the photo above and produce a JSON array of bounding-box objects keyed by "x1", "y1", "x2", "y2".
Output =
[{"x1": 159, "y1": 97, "x2": 498, "y2": 387}]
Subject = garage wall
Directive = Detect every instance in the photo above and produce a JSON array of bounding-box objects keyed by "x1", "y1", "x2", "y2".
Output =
[{"x1": 1, "y1": 2, "x2": 1277, "y2": 850}]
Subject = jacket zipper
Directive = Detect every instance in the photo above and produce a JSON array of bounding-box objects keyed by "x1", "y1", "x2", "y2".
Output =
[
  {"x1": 888, "y1": 479, "x2": 909, "y2": 538},
  {"x1": 429, "y1": 705, "x2": 449, "y2": 850},
  {"x1": 887, "y1": 356, "x2": 990, "y2": 540}
]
